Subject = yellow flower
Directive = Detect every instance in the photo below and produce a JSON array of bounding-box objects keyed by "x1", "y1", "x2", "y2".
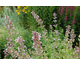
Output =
[
  {"x1": 24, "y1": 7, "x2": 27, "y2": 9},
  {"x1": 22, "y1": 9, "x2": 25, "y2": 12},
  {"x1": 17, "y1": 6, "x2": 20, "y2": 9},
  {"x1": 28, "y1": 10, "x2": 30, "y2": 12},
  {"x1": 15, "y1": 10, "x2": 19, "y2": 12},
  {"x1": 17, "y1": 12, "x2": 20, "y2": 15},
  {"x1": 25, "y1": 11, "x2": 27, "y2": 13}
]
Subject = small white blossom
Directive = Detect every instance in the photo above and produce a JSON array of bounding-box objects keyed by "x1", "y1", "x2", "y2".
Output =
[
  {"x1": 32, "y1": 36, "x2": 34, "y2": 40},
  {"x1": 14, "y1": 38, "x2": 19, "y2": 43},
  {"x1": 7, "y1": 25, "x2": 10, "y2": 28}
]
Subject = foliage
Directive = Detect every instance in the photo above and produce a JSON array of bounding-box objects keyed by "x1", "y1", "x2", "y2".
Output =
[{"x1": 0, "y1": 25, "x2": 8, "y2": 58}]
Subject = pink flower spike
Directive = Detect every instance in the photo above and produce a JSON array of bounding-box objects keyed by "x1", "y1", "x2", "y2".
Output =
[
  {"x1": 65, "y1": 16, "x2": 67, "y2": 21},
  {"x1": 66, "y1": 7, "x2": 68, "y2": 13},
  {"x1": 61, "y1": 6, "x2": 64, "y2": 11},
  {"x1": 70, "y1": 6, "x2": 74, "y2": 11},
  {"x1": 58, "y1": 7, "x2": 61, "y2": 13},
  {"x1": 72, "y1": 18, "x2": 75, "y2": 26}
]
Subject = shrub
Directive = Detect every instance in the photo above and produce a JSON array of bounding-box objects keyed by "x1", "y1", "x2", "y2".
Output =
[{"x1": 0, "y1": 6, "x2": 33, "y2": 58}]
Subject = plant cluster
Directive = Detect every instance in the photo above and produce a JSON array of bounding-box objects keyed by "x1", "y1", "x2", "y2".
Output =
[
  {"x1": 0, "y1": 6, "x2": 80, "y2": 59},
  {"x1": 58, "y1": 6, "x2": 75, "y2": 25},
  {"x1": 3, "y1": 10, "x2": 80, "y2": 59},
  {"x1": 57, "y1": 6, "x2": 80, "y2": 46}
]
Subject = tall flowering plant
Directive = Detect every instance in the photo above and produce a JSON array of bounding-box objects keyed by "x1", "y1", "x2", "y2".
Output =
[
  {"x1": 4, "y1": 15, "x2": 30, "y2": 59},
  {"x1": 29, "y1": 31, "x2": 45, "y2": 59},
  {"x1": 4, "y1": 15, "x2": 46, "y2": 59},
  {"x1": 31, "y1": 11, "x2": 48, "y2": 41},
  {"x1": 31, "y1": 11, "x2": 45, "y2": 29}
]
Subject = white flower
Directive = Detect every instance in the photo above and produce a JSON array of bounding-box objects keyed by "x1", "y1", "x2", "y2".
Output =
[
  {"x1": 33, "y1": 43, "x2": 35, "y2": 45},
  {"x1": 7, "y1": 25, "x2": 10, "y2": 28},
  {"x1": 38, "y1": 35, "x2": 41, "y2": 40},
  {"x1": 32, "y1": 36, "x2": 34, "y2": 40},
  {"x1": 5, "y1": 15, "x2": 6, "y2": 19},
  {"x1": 41, "y1": 50, "x2": 43, "y2": 52},
  {"x1": 53, "y1": 20, "x2": 57, "y2": 23},
  {"x1": 23, "y1": 40, "x2": 25, "y2": 41},
  {"x1": 38, "y1": 33, "x2": 41, "y2": 40},
  {"x1": 14, "y1": 38, "x2": 19, "y2": 43}
]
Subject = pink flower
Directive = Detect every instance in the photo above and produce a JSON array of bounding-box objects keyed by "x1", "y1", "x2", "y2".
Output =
[
  {"x1": 50, "y1": 25, "x2": 52, "y2": 29},
  {"x1": 66, "y1": 7, "x2": 68, "y2": 13},
  {"x1": 53, "y1": 13, "x2": 57, "y2": 17},
  {"x1": 65, "y1": 16, "x2": 67, "y2": 21},
  {"x1": 53, "y1": 20, "x2": 57, "y2": 23},
  {"x1": 15, "y1": 36, "x2": 25, "y2": 43},
  {"x1": 70, "y1": 6, "x2": 74, "y2": 11},
  {"x1": 60, "y1": 6, "x2": 64, "y2": 16},
  {"x1": 32, "y1": 31, "x2": 43, "y2": 55},
  {"x1": 54, "y1": 17, "x2": 57, "y2": 19},
  {"x1": 58, "y1": 7, "x2": 61, "y2": 13},
  {"x1": 31, "y1": 11, "x2": 44, "y2": 29},
  {"x1": 61, "y1": 6, "x2": 64, "y2": 11},
  {"x1": 72, "y1": 18, "x2": 75, "y2": 26}
]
